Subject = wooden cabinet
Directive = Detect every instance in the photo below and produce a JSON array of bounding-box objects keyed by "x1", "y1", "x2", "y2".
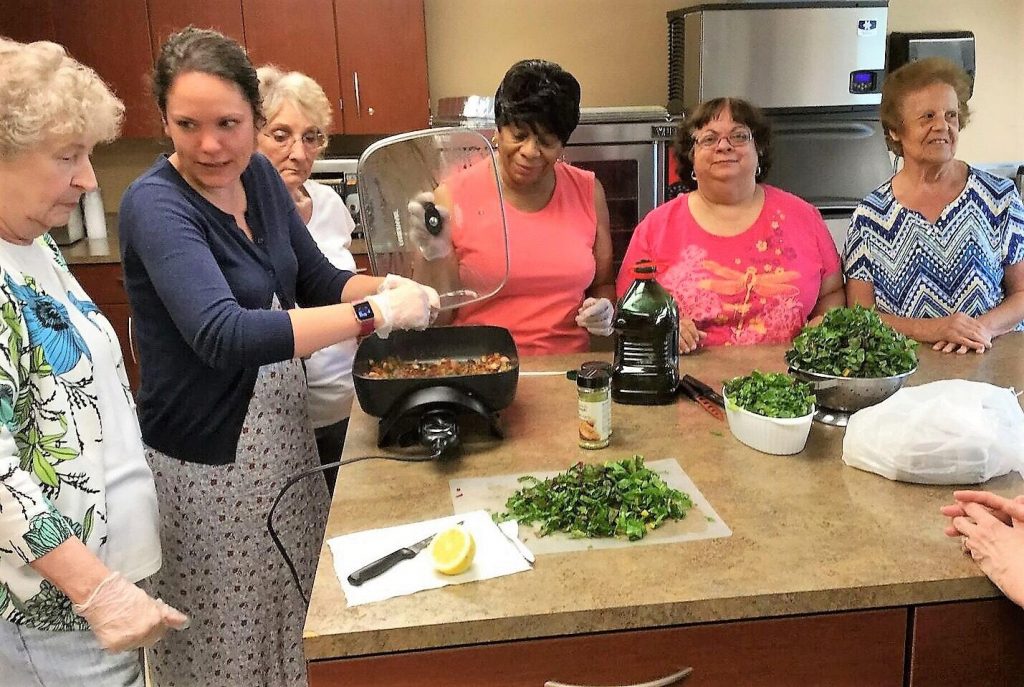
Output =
[
  {"x1": 147, "y1": 0, "x2": 246, "y2": 59},
  {"x1": 3, "y1": 0, "x2": 428, "y2": 139},
  {"x1": 70, "y1": 264, "x2": 140, "y2": 392},
  {"x1": 334, "y1": 0, "x2": 430, "y2": 134},
  {"x1": 0, "y1": 2, "x2": 56, "y2": 44},
  {"x1": 308, "y1": 609, "x2": 907, "y2": 687},
  {"x1": 241, "y1": 0, "x2": 345, "y2": 133},
  {"x1": 908, "y1": 598, "x2": 1024, "y2": 686},
  {"x1": 51, "y1": 0, "x2": 157, "y2": 138}
]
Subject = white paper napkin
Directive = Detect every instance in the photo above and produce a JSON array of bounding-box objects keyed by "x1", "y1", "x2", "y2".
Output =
[{"x1": 327, "y1": 509, "x2": 533, "y2": 606}]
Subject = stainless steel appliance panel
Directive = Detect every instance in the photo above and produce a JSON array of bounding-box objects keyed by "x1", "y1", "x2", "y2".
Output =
[
  {"x1": 682, "y1": 5, "x2": 887, "y2": 110},
  {"x1": 762, "y1": 116, "x2": 893, "y2": 210}
]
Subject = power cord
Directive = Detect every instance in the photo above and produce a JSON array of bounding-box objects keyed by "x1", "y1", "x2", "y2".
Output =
[{"x1": 267, "y1": 452, "x2": 438, "y2": 605}]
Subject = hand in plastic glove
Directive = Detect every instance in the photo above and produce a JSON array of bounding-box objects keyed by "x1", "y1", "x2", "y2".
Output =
[
  {"x1": 367, "y1": 280, "x2": 432, "y2": 338},
  {"x1": 407, "y1": 192, "x2": 452, "y2": 261},
  {"x1": 378, "y1": 273, "x2": 440, "y2": 310},
  {"x1": 575, "y1": 297, "x2": 614, "y2": 337},
  {"x1": 72, "y1": 572, "x2": 189, "y2": 652}
]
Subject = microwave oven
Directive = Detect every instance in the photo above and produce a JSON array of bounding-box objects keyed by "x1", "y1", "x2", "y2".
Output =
[{"x1": 310, "y1": 157, "x2": 361, "y2": 231}]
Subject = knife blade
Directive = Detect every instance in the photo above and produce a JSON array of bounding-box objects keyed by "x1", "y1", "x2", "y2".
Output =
[{"x1": 347, "y1": 520, "x2": 463, "y2": 587}]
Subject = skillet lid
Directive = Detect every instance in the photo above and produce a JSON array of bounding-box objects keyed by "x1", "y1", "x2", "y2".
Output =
[{"x1": 357, "y1": 128, "x2": 509, "y2": 312}]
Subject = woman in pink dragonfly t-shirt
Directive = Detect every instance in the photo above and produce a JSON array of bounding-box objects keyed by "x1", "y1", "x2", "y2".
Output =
[{"x1": 618, "y1": 97, "x2": 845, "y2": 352}]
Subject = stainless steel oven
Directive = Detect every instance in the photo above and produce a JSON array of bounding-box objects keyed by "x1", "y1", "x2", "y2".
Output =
[{"x1": 433, "y1": 103, "x2": 679, "y2": 276}]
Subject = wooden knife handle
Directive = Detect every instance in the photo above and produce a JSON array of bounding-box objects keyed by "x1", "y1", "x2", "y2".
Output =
[{"x1": 347, "y1": 547, "x2": 414, "y2": 586}]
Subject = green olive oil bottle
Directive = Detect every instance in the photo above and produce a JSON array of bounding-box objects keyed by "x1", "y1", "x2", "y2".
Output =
[{"x1": 611, "y1": 260, "x2": 680, "y2": 405}]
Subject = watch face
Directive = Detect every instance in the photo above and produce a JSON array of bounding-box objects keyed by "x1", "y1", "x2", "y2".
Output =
[{"x1": 353, "y1": 300, "x2": 375, "y2": 322}]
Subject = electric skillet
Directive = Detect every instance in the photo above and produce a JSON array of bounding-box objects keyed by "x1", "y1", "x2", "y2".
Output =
[{"x1": 353, "y1": 128, "x2": 518, "y2": 458}]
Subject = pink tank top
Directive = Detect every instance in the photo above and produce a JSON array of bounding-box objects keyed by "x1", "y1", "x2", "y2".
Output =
[{"x1": 449, "y1": 162, "x2": 597, "y2": 356}]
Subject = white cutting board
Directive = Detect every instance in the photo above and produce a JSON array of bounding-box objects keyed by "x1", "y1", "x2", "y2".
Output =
[{"x1": 449, "y1": 458, "x2": 731, "y2": 554}]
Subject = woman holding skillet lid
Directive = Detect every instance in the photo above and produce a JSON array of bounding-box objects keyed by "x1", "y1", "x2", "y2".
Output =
[
  {"x1": 409, "y1": 59, "x2": 616, "y2": 356},
  {"x1": 0, "y1": 37, "x2": 186, "y2": 685},
  {"x1": 618, "y1": 97, "x2": 844, "y2": 351},
  {"x1": 843, "y1": 57, "x2": 1024, "y2": 354},
  {"x1": 119, "y1": 28, "x2": 436, "y2": 687}
]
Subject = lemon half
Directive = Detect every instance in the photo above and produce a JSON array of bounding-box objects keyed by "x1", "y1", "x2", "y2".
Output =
[{"x1": 430, "y1": 525, "x2": 476, "y2": 575}]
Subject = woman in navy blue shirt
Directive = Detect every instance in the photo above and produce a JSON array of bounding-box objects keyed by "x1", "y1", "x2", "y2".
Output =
[{"x1": 119, "y1": 28, "x2": 434, "y2": 687}]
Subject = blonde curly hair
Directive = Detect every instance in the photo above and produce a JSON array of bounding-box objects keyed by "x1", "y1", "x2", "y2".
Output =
[
  {"x1": 256, "y1": 65, "x2": 332, "y2": 143},
  {"x1": 0, "y1": 37, "x2": 123, "y2": 160}
]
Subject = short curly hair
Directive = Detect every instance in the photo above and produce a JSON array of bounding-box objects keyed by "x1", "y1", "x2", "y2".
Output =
[
  {"x1": 494, "y1": 59, "x2": 581, "y2": 144},
  {"x1": 256, "y1": 65, "x2": 332, "y2": 143},
  {"x1": 880, "y1": 57, "x2": 972, "y2": 157},
  {"x1": 673, "y1": 97, "x2": 773, "y2": 192},
  {"x1": 0, "y1": 37, "x2": 123, "y2": 160}
]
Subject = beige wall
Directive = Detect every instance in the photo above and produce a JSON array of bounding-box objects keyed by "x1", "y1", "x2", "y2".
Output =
[{"x1": 425, "y1": 0, "x2": 1024, "y2": 164}]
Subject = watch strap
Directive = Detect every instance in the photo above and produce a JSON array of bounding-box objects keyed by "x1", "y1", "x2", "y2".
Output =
[{"x1": 353, "y1": 300, "x2": 375, "y2": 337}]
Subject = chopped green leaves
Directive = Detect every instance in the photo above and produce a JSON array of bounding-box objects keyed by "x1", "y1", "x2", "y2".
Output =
[
  {"x1": 495, "y1": 456, "x2": 693, "y2": 541},
  {"x1": 786, "y1": 306, "x2": 917, "y2": 378},
  {"x1": 723, "y1": 370, "x2": 814, "y2": 418}
]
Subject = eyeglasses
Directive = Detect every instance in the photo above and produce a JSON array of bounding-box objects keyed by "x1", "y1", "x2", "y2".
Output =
[
  {"x1": 692, "y1": 130, "x2": 754, "y2": 150},
  {"x1": 262, "y1": 128, "x2": 327, "y2": 152}
]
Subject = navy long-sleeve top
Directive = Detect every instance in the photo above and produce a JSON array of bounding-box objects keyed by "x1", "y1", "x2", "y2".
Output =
[{"x1": 119, "y1": 153, "x2": 354, "y2": 464}]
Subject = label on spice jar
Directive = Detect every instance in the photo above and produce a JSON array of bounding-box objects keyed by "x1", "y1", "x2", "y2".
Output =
[{"x1": 578, "y1": 395, "x2": 611, "y2": 449}]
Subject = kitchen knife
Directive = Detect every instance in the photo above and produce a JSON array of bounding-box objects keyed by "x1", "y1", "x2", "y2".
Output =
[
  {"x1": 347, "y1": 520, "x2": 463, "y2": 586},
  {"x1": 682, "y1": 375, "x2": 726, "y2": 408}
]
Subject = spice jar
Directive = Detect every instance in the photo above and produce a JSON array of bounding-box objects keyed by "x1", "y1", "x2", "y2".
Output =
[{"x1": 577, "y1": 364, "x2": 611, "y2": 449}]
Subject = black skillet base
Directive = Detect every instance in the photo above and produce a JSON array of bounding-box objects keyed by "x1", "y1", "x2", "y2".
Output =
[{"x1": 377, "y1": 385, "x2": 503, "y2": 459}]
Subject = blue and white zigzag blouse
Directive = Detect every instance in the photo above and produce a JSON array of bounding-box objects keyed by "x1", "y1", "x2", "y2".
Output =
[{"x1": 843, "y1": 166, "x2": 1024, "y2": 329}]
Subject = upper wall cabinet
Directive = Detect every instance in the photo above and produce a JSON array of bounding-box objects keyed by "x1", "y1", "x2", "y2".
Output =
[
  {"x1": 148, "y1": 0, "x2": 246, "y2": 58},
  {"x1": 241, "y1": 0, "x2": 345, "y2": 134},
  {"x1": 1, "y1": 0, "x2": 429, "y2": 138},
  {"x1": 335, "y1": 0, "x2": 430, "y2": 134},
  {"x1": 1, "y1": 0, "x2": 158, "y2": 138}
]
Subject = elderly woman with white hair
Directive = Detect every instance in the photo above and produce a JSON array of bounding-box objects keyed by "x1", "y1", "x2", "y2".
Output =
[
  {"x1": 0, "y1": 37, "x2": 186, "y2": 684},
  {"x1": 256, "y1": 65, "x2": 356, "y2": 490}
]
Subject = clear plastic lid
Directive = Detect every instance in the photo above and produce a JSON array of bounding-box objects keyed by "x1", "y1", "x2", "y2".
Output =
[{"x1": 356, "y1": 127, "x2": 509, "y2": 311}]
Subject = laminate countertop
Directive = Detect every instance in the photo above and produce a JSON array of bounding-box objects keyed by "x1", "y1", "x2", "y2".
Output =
[
  {"x1": 58, "y1": 216, "x2": 369, "y2": 266},
  {"x1": 303, "y1": 335, "x2": 1024, "y2": 661}
]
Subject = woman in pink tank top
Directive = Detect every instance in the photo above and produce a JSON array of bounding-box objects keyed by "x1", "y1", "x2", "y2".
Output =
[{"x1": 409, "y1": 60, "x2": 615, "y2": 356}]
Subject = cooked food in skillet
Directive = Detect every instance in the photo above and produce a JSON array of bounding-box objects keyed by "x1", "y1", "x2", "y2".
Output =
[{"x1": 364, "y1": 353, "x2": 515, "y2": 379}]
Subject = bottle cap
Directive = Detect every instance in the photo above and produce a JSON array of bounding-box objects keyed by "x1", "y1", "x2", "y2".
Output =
[
  {"x1": 577, "y1": 365, "x2": 610, "y2": 389},
  {"x1": 633, "y1": 259, "x2": 657, "y2": 279}
]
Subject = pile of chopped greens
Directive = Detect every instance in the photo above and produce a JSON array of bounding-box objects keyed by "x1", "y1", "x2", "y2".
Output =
[
  {"x1": 785, "y1": 306, "x2": 918, "y2": 378},
  {"x1": 723, "y1": 370, "x2": 814, "y2": 419},
  {"x1": 495, "y1": 456, "x2": 693, "y2": 541}
]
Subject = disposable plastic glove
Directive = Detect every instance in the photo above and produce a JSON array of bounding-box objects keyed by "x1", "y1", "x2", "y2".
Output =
[
  {"x1": 575, "y1": 297, "x2": 615, "y2": 337},
  {"x1": 407, "y1": 192, "x2": 453, "y2": 261},
  {"x1": 367, "y1": 280, "x2": 432, "y2": 338},
  {"x1": 72, "y1": 572, "x2": 189, "y2": 652},
  {"x1": 378, "y1": 273, "x2": 440, "y2": 311}
]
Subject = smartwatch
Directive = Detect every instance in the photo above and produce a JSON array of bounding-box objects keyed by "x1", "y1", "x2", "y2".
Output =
[{"x1": 353, "y1": 300, "x2": 376, "y2": 337}]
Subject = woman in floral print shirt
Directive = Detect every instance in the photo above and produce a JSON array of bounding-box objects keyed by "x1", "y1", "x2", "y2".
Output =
[
  {"x1": 0, "y1": 38, "x2": 186, "y2": 685},
  {"x1": 618, "y1": 98, "x2": 845, "y2": 352}
]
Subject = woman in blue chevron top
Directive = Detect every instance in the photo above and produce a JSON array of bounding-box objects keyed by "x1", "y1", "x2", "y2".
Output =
[{"x1": 844, "y1": 57, "x2": 1024, "y2": 354}]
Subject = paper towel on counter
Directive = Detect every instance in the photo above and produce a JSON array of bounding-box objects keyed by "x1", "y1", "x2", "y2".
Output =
[{"x1": 327, "y1": 509, "x2": 533, "y2": 606}]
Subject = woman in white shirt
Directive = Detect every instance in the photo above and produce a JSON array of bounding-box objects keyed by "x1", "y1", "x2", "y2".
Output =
[
  {"x1": 0, "y1": 37, "x2": 186, "y2": 686},
  {"x1": 256, "y1": 66, "x2": 359, "y2": 490}
]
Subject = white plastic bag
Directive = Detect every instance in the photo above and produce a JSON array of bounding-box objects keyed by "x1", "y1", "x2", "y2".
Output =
[{"x1": 843, "y1": 380, "x2": 1024, "y2": 484}]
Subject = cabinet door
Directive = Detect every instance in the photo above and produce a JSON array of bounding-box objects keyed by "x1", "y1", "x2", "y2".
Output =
[
  {"x1": 148, "y1": 0, "x2": 245, "y2": 59},
  {"x1": 0, "y1": 2, "x2": 56, "y2": 43},
  {"x1": 70, "y1": 264, "x2": 139, "y2": 392},
  {"x1": 242, "y1": 0, "x2": 344, "y2": 134},
  {"x1": 909, "y1": 598, "x2": 1024, "y2": 686},
  {"x1": 335, "y1": 0, "x2": 429, "y2": 134},
  {"x1": 51, "y1": 0, "x2": 157, "y2": 138},
  {"x1": 308, "y1": 609, "x2": 907, "y2": 687}
]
